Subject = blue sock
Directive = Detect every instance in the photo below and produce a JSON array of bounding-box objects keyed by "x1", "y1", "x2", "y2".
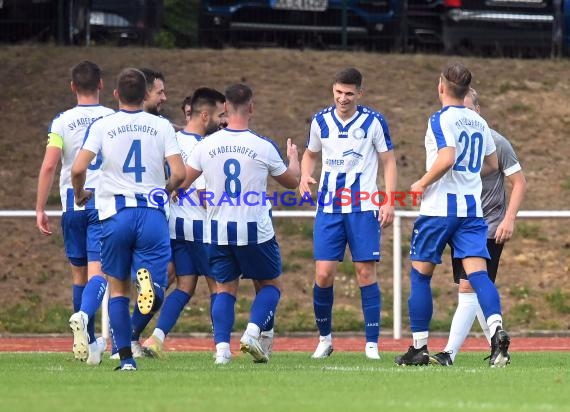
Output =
[
  {"x1": 212, "y1": 292, "x2": 236, "y2": 344},
  {"x1": 408, "y1": 268, "x2": 433, "y2": 333},
  {"x1": 155, "y1": 289, "x2": 190, "y2": 336},
  {"x1": 468, "y1": 270, "x2": 502, "y2": 319},
  {"x1": 72, "y1": 285, "x2": 84, "y2": 313},
  {"x1": 313, "y1": 284, "x2": 334, "y2": 336},
  {"x1": 109, "y1": 296, "x2": 131, "y2": 355},
  {"x1": 131, "y1": 285, "x2": 164, "y2": 340},
  {"x1": 263, "y1": 307, "x2": 275, "y2": 332},
  {"x1": 80, "y1": 275, "x2": 107, "y2": 343},
  {"x1": 209, "y1": 293, "x2": 217, "y2": 328},
  {"x1": 250, "y1": 285, "x2": 281, "y2": 331},
  {"x1": 360, "y1": 283, "x2": 381, "y2": 343}
]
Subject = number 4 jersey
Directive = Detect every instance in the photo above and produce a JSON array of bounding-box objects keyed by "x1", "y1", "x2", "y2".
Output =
[
  {"x1": 82, "y1": 109, "x2": 180, "y2": 221},
  {"x1": 421, "y1": 105, "x2": 496, "y2": 217}
]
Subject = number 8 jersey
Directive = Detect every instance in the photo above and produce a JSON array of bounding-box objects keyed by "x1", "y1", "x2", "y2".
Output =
[
  {"x1": 82, "y1": 109, "x2": 180, "y2": 221},
  {"x1": 421, "y1": 105, "x2": 496, "y2": 217}
]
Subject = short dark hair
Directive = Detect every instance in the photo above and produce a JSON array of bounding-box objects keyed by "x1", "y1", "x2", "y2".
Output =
[
  {"x1": 190, "y1": 87, "x2": 225, "y2": 114},
  {"x1": 441, "y1": 62, "x2": 472, "y2": 99},
  {"x1": 71, "y1": 61, "x2": 101, "y2": 93},
  {"x1": 225, "y1": 84, "x2": 252, "y2": 108},
  {"x1": 116, "y1": 68, "x2": 146, "y2": 105},
  {"x1": 139, "y1": 67, "x2": 165, "y2": 91},
  {"x1": 333, "y1": 67, "x2": 362, "y2": 88}
]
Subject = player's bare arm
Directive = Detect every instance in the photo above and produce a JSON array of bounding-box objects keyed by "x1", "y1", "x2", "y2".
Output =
[
  {"x1": 36, "y1": 147, "x2": 61, "y2": 236},
  {"x1": 411, "y1": 146, "x2": 455, "y2": 194},
  {"x1": 378, "y1": 150, "x2": 397, "y2": 228},
  {"x1": 71, "y1": 149, "x2": 96, "y2": 207},
  {"x1": 274, "y1": 138, "x2": 300, "y2": 189},
  {"x1": 495, "y1": 170, "x2": 527, "y2": 244},
  {"x1": 299, "y1": 148, "x2": 318, "y2": 196},
  {"x1": 165, "y1": 153, "x2": 186, "y2": 194}
]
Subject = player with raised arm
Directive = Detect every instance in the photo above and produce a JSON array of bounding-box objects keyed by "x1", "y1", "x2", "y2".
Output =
[
  {"x1": 430, "y1": 87, "x2": 527, "y2": 366},
  {"x1": 71, "y1": 68, "x2": 185, "y2": 371},
  {"x1": 142, "y1": 88, "x2": 226, "y2": 358},
  {"x1": 36, "y1": 61, "x2": 114, "y2": 365},
  {"x1": 299, "y1": 67, "x2": 397, "y2": 359},
  {"x1": 185, "y1": 83, "x2": 300, "y2": 364},
  {"x1": 394, "y1": 63, "x2": 511, "y2": 367}
]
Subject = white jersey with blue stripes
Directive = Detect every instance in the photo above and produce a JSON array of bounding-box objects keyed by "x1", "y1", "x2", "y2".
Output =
[
  {"x1": 188, "y1": 128, "x2": 287, "y2": 246},
  {"x1": 421, "y1": 105, "x2": 496, "y2": 217},
  {"x1": 48, "y1": 105, "x2": 115, "y2": 212},
  {"x1": 82, "y1": 109, "x2": 180, "y2": 220},
  {"x1": 169, "y1": 130, "x2": 207, "y2": 242},
  {"x1": 307, "y1": 105, "x2": 393, "y2": 213}
]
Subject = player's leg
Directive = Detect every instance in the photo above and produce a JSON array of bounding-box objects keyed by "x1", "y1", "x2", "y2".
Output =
[
  {"x1": 209, "y1": 245, "x2": 240, "y2": 364},
  {"x1": 347, "y1": 211, "x2": 381, "y2": 359},
  {"x1": 312, "y1": 212, "x2": 346, "y2": 358},
  {"x1": 456, "y1": 218, "x2": 510, "y2": 367},
  {"x1": 253, "y1": 279, "x2": 274, "y2": 357},
  {"x1": 395, "y1": 216, "x2": 448, "y2": 366},
  {"x1": 237, "y1": 238, "x2": 282, "y2": 363}
]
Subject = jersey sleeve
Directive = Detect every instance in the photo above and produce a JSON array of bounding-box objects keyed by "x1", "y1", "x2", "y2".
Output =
[
  {"x1": 164, "y1": 123, "x2": 180, "y2": 157},
  {"x1": 81, "y1": 121, "x2": 102, "y2": 155},
  {"x1": 47, "y1": 113, "x2": 65, "y2": 149},
  {"x1": 429, "y1": 111, "x2": 456, "y2": 149},
  {"x1": 194, "y1": 175, "x2": 206, "y2": 190},
  {"x1": 187, "y1": 141, "x2": 203, "y2": 172},
  {"x1": 372, "y1": 115, "x2": 393, "y2": 153},
  {"x1": 484, "y1": 128, "x2": 496, "y2": 156},
  {"x1": 266, "y1": 141, "x2": 288, "y2": 177},
  {"x1": 494, "y1": 132, "x2": 521, "y2": 176},
  {"x1": 306, "y1": 119, "x2": 322, "y2": 152}
]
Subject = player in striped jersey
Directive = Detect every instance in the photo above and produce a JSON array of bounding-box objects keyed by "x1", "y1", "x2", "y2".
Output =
[
  {"x1": 186, "y1": 83, "x2": 300, "y2": 364},
  {"x1": 300, "y1": 67, "x2": 397, "y2": 359},
  {"x1": 142, "y1": 88, "x2": 226, "y2": 358},
  {"x1": 36, "y1": 61, "x2": 114, "y2": 365},
  {"x1": 394, "y1": 63, "x2": 510, "y2": 367},
  {"x1": 71, "y1": 68, "x2": 185, "y2": 370}
]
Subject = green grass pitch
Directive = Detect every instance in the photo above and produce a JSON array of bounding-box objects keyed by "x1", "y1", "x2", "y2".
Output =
[{"x1": 1, "y1": 352, "x2": 569, "y2": 412}]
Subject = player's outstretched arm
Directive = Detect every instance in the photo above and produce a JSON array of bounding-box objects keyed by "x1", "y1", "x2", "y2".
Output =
[
  {"x1": 274, "y1": 138, "x2": 300, "y2": 189},
  {"x1": 165, "y1": 154, "x2": 186, "y2": 194},
  {"x1": 411, "y1": 147, "x2": 456, "y2": 194},
  {"x1": 36, "y1": 146, "x2": 61, "y2": 236},
  {"x1": 299, "y1": 148, "x2": 318, "y2": 196},
  {"x1": 71, "y1": 149, "x2": 96, "y2": 207},
  {"x1": 494, "y1": 169, "x2": 527, "y2": 244},
  {"x1": 379, "y1": 150, "x2": 397, "y2": 228}
]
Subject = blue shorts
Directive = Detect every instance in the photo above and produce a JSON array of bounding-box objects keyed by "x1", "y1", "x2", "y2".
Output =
[
  {"x1": 101, "y1": 208, "x2": 170, "y2": 287},
  {"x1": 61, "y1": 210, "x2": 101, "y2": 266},
  {"x1": 313, "y1": 211, "x2": 380, "y2": 262},
  {"x1": 170, "y1": 239, "x2": 210, "y2": 277},
  {"x1": 209, "y1": 237, "x2": 281, "y2": 283},
  {"x1": 409, "y1": 215, "x2": 490, "y2": 264}
]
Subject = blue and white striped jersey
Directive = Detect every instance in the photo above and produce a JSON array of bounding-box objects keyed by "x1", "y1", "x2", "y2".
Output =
[
  {"x1": 307, "y1": 105, "x2": 393, "y2": 213},
  {"x1": 169, "y1": 130, "x2": 207, "y2": 242},
  {"x1": 48, "y1": 105, "x2": 114, "y2": 211},
  {"x1": 188, "y1": 128, "x2": 287, "y2": 246},
  {"x1": 421, "y1": 105, "x2": 496, "y2": 217},
  {"x1": 82, "y1": 109, "x2": 180, "y2": 220}
]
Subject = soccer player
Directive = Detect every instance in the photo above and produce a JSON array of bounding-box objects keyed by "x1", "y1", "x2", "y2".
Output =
[
  {"x1": 394, "y1": 63, "x2": 511, "y2": 367},
  {"x1": 71, "y1": 68, "x2": 185, "y2": 370},
  {"x1": 299, "y1": 67, "x2": 397, "y2": 359},
  {"x1": 142, "y1": 88, "x2": 226, "y2": 358},
  {"x1": 430, "y1": 87, "x2": 527, "y2": 366},
  {"x1": 140, "y1": 68, "x2": 167, "y2": 116},
  {"x1": 185, "y1": 83, "x2": 300, "y2": 364},
  {"x1": 36, "y1": 61, "x2": 114, "y2": 365}
]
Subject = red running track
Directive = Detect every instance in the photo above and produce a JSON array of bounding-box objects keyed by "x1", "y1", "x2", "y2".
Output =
[{"x1": 0, "y1": 336, "x2": 568, "y2": 352}]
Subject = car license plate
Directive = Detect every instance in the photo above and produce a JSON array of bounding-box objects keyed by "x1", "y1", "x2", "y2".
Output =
[{"x1": 272, "y1": 0, "x2": 328, "y2": 12}]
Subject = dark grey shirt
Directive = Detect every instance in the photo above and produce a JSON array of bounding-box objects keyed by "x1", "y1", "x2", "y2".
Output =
[{"x1": 482, "y1": 129, "x2": 522, "y2": 238}]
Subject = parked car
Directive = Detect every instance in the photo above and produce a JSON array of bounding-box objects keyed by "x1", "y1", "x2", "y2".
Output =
[
  {"x1": 406, "y1": 0, "x2": 444, "y2": 51},
  {"x1": 442, "y1": 0, "x2": 559, "y2": 56},
  {"x1": 198, "y1": 0, "x2": 406, "y2": 50}
]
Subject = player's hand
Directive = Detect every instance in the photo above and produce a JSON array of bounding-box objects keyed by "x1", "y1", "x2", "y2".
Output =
[
  {"x1": 379, "y1": 205, "x2": 394, "y2": 228},
  {"x1": 299, "y1": 175, "x2": 317, "y2": 197},
  {"x1": 410, "y1": 180, "x2": 425, "y2": 196},
  {"x1": 75, "y1": 189, "x2": 93, "y2": 207},
  {"x1": 287, "y1": 138, "x2": 298, "y2": 160},
  {"x1": 36, "y1": 210, "x2": 52, "y2": 236},
  {"x1": 494, "y1": 217, "x2": 515, "y2": 244}
]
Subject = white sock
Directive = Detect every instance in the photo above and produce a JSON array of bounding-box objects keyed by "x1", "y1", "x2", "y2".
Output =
[
  {"x1": 412, "y1": 331, "x2": 429, "y2": 349},
  {"x1": 245, "y1": 322, "x2": 261, "y2": 338},
  {"x1": 261, "y1": 328, "x2": 274, "y2": 338},
  {"x1": 444, "y1": 292, "x2": 478, "y2": 361},
  {"x1": 487, "y1": 314, "x2": 503, "y2": 338},
  {"x1": 475, "y1": 305, "x2": 492, "y2": 345},
  {"x1": 216, "y1": 342, "x2": 230, "y2": 353},
  {"x1": 320, "y1": 333, "x2": 332, "y2": 342},
  {"x1": 152, "y1": 328, "x2": 165, "y2": 343}
]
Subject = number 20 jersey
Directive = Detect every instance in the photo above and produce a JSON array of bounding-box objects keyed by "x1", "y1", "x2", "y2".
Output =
[
  {"x1": 421, "y1": 105, "x2": 496, "y2": 218},
  {"x1": 82, "y1": 109, "x2": 180, "y2": 221}
]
